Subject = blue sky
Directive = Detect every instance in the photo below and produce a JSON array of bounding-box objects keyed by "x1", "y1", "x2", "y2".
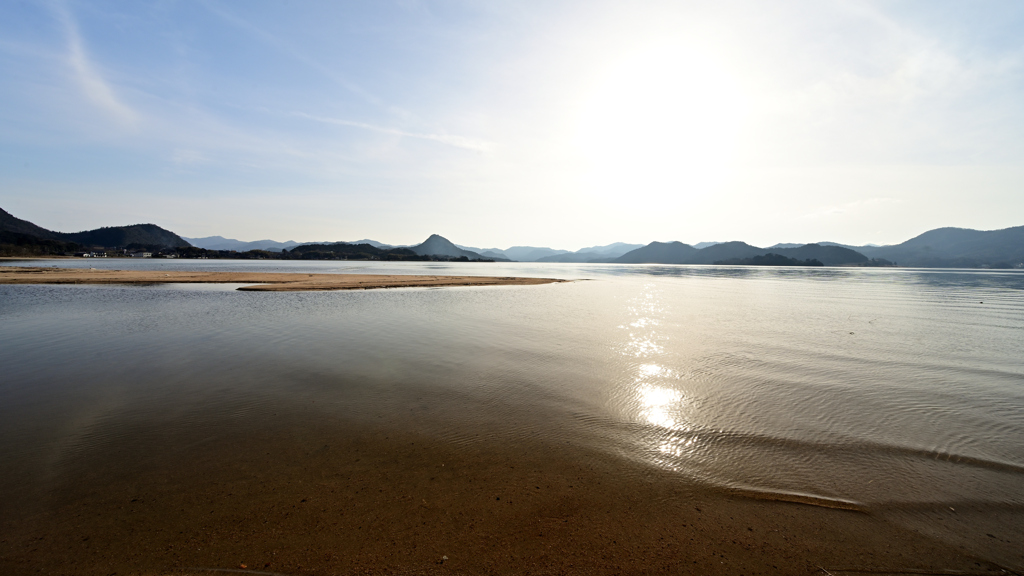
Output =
[{"x1": 1, "y1": 0, "x2": 1023, "y2": 249}]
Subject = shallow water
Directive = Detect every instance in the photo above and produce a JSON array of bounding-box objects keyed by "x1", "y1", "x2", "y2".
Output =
[{"x1": 2, "y1": 260, "x2": 1023, "y2": 570}]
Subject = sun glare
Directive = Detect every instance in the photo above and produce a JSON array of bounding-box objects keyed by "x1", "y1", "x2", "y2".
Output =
[{"x1": 575, "y1": 42, "x2": 748, "y2": 202}]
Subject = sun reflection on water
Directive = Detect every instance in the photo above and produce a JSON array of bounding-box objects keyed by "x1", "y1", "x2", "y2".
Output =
[
  {"x1": 637, "y1": 382, "x2": 684, "y2": 429},
  {"x1": 612, "y1": 282, "x2": 712, "y2": 473},
  {"x1": 619, "y1": 285, "x2": 692, "y2": 433}
]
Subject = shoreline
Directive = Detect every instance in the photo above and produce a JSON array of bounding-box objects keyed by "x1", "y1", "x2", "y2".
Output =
[{"x1": 0, "y1": 266, "x2": 566, "y2": 291}]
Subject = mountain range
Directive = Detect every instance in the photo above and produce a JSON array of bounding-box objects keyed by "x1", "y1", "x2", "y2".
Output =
[
  {"x1": 2, "y1": 206, "x2": 1021, "y2": 268},
  {"x1": 613, "y1": 241, "x2": 871, "y2": 266},
  {"x1": 182, "y1": 236, "x2": 393, "y2": 252},
  {"x1": 824, "y1": 228, "x2": 1024, "y2": 268}
]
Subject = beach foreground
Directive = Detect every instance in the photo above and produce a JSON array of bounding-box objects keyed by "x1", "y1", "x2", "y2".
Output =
[
  {"x1": 0, "y1": 266, "x2": 564, "y2": 291},
  {"x1": 0, "y1": 411, "x2": 1004, "y2": 576}
]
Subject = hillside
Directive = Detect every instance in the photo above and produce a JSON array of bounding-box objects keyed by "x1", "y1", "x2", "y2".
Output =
[
  {"x1": 1, "y1": 207, "x2": 191, "y2": 249},
  {"x1": 0, "y1": 230, "x2": 81, "y2": 257},
  {"x1": 0, "y1": 207, "x2": 60, "y2": 240}
]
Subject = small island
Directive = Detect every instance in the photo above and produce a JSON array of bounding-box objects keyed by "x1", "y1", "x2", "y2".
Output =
[{"x1": 0, "y1": 267, "x2": 565, "y2": 292}]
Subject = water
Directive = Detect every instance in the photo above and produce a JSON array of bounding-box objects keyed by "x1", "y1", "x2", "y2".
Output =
[{"x1": 2, "y1": 260, "x2": 1023, "y2": 572}]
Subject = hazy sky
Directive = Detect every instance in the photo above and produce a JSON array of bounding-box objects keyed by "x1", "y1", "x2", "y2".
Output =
[{"x1": 1, "y1": 1, "x2": 1023, "y2": 249}]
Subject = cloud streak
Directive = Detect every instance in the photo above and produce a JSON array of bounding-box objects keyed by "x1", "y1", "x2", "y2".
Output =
[
  {"x1": 50, "y1": 1, "x2": 138, "y2": 126},
  {"x1": 200, "y1": 0, "x2": 396, "y2": 114},
  {"x1": 293, "y1": 112, "x2": 492, "y2": 152}
]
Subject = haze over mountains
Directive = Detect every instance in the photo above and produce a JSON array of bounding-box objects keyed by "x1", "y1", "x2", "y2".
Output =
[
  {"x1": 182, "y1": 236, "x2": 393, "y2": 252},
  {"x1": 2, "y1": 206, "x2": 1022, "y2": 268}
]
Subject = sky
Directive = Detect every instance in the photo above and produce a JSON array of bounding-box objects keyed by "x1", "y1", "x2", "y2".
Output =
[{"x1": 1, "y1": 0, "x2": 1023, "y2": 250}]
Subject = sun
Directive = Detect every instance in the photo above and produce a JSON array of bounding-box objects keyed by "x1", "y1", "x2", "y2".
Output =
[{"x1": 574, "y1": 42, "x2": 748, "y2": 203}]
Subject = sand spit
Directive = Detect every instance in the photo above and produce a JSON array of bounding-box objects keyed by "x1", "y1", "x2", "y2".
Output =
[{"x1": 0, "y1": 266, "x2": 565, "y2": 291}]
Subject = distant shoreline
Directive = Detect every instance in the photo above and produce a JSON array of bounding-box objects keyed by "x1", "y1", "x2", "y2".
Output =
[{"x1": 0, "y1": 266, "x2": 566, "y2": 292}]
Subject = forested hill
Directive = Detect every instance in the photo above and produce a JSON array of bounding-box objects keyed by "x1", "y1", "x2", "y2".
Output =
[
  {"x1": 56, "y1": 224, "x2": 191, "y2": 249},
  {"x1": 0, "y1": 207, "x2": 191, "y2": 250}
]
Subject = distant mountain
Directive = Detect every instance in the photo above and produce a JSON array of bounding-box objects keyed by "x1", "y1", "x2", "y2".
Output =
[
  {"x1": 534, "y1": 252, "x2": 597, "y2": 263},
  {"x1": 1, "y1": 207, "x2": 190, "y2": 249},
  {"x1": 866, "y1": 226, "x2": 1024, "y2": 267},
  {"x1": 185, "y1": 236, "x2": 302, "y2": 252},
  {"x1": 503, "y1": 246, "x2": 571, "y2": 262},
  {"x1": 579, "y1": 242, "x2": 644, "y2": 256},
  {"x1": 613, "y1": 241, "x2": 868, "y2": 266},
  {"x1": 479, "y1": 250, "x2": 512, "y2": 260},
  {"x1": 455, "y1": 245, "x2": 510, "y2": 260},
  {"x1": 453, "y1": 245, "x2": 571, "y2": 262},
  {"x1": 614, "y1": 241, "x2": 698, "y2": 264},
  {"x1": 410, "y1": 234, "x2": 490, "y2": 260},
  {"x1": 693, "y1": 241, "x2": 722, "y2": 249},
  {"x1": 536, "y1": 242, "x2": 644, "y2": 263},
  {"x1": 346, "y1": 239, "x2": 392, "y2": 249},
  {"x1": 686, "y1": 241, "x2": 765, "y2": 264},
  {"x1": 767, "y1": 243, "x2": 803, "y2": 250},
  {"x1": 819, "y1": 241, "x2": 880, "y2": 249},
  {"x1": 185, "y1": 236, "x2": 395, "y2": 252}
]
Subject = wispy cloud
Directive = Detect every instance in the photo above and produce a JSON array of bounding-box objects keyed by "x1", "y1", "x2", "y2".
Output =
[
  {"x1": 49, "y1": 1, "x2": 138, "y2": 126},
  {"x1": 293, "y1": 112, "x2": 492, "y2": 152},
  {"x1": 199, "y1": 0, "x2": 398, "y2": 114}
]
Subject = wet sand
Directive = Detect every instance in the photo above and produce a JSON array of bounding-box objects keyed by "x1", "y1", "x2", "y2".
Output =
[
  {"x1": 0, "y1": 266, "x2": 564, "y2": 291},
  {"x1": 0, "y1": 403, "x2": 1006, "y2": 576}
]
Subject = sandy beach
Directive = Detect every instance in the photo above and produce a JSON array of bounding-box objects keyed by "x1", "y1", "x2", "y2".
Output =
[
  {"x1": 0, "y1": 266, "x2": 565, "y2": 291},
  {"x1": 0, "y1": 409, "x2": 998, "y2": 576}
]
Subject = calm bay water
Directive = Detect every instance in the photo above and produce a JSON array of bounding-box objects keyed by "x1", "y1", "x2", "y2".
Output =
[{"x1": 1, "y1": 260, "x2": 1023, "y2": 571}]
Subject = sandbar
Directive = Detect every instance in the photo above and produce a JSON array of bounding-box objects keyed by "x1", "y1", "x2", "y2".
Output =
[{"x1": 0, "y1": 266, "x2": 565, "y2": 291}]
